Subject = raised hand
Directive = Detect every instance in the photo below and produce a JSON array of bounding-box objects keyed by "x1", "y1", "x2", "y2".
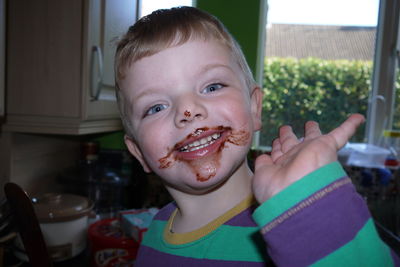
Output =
[{"x1": 252, "y1": 114, "x2": 365, "y2": 204}]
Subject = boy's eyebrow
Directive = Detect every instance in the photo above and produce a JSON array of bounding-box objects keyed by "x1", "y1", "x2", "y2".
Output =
[
  {"x1": 134, "y1": 89, "x2": 159, "y2": 103},
  {"x1": 133, "y1": 63, "x2": 235, "y2": 102},
  {"x1": 199, "y1": 63, "x2": 235, "y2": 75}
]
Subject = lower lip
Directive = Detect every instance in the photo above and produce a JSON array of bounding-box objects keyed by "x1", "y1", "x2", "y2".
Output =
[{"x1": 175, "y1": 133, "x2": 226, "y2": 161}]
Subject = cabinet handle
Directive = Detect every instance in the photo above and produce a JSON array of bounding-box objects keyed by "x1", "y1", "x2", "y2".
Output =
[{"x1": 90, "y1": 46, "x2": 104, "y2": 101}]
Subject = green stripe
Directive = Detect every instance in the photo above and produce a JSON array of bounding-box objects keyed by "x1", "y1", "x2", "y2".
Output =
[
  {"x1": 253, "y1": 161, "x2": 346, "y2": 227},
  {"x1": 206, "y1": 225, "x2": 266, "y2": 262},
  {"x1": 312, "y1": 219, "x2": 394, "y2": 266},
  {"x1": 141, "y1": 220, "x2": 167, "y2": 249},
  {"x1": 142, "y1": 220, "x2": 265, "y2": 262}
]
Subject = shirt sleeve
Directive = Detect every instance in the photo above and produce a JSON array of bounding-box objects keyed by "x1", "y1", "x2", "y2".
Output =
[{"x1": 252, "y1": 161, "x2": 400, "y2": 266}]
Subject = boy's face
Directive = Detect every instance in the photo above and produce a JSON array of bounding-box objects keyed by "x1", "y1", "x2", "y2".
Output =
[{"x1": 121, "y1": 39, "x2": 262, "y2": 194}]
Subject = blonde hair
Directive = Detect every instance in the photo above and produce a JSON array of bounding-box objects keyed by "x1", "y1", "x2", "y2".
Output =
[{"x1": 115, "y1": 6, "x2": 256, "y2": 137}]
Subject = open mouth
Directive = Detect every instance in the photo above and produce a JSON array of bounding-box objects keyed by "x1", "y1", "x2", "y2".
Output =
[
  {"x1": 179, "y1": 132, "x2": 222, "y2": 152},
  {"x1": 172, "y1": 127, "x2": 230, "y2": 160},
  {"x1": 159, "y1": 127, "x2": 230, "y2": 168},
  {"x1": 159, "y1": 126, "x2": 249, "y2": 171}
]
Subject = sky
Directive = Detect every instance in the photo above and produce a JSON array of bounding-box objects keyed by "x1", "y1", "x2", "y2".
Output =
[
  {"x1": 141, "y1": 0, "x2": 380, "y2": 26},
  {"x1": 141, "y1": 0, "x2": 192, "y2": 17},
  {"x1": 267, "y1": 0, "x2": 380, "y2": 26}
]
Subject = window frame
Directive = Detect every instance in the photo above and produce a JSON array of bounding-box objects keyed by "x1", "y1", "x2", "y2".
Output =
[
  {"x1": 366, "y1": 0, "x2": 400, "y2": 145},
  {"x1": 256, "y1": 0, "x2": 400, "y2": 150}
]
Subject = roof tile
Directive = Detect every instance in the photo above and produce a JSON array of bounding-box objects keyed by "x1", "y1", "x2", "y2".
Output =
[{"x1": 266, "y1": 24, "x2": 376, "y2": 60}]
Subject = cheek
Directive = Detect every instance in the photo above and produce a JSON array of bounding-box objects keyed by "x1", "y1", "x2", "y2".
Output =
[
  {"x1": 136, "y1": 125, "x2": 168, "y2": 165},
  {"x1": 218, "y1": 93, "x2": 253, "y2": 123}
]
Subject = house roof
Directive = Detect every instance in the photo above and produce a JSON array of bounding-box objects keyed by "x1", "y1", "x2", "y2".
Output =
[{"x1": 265, "y1": 24, "x2": 376, "y2": 61}]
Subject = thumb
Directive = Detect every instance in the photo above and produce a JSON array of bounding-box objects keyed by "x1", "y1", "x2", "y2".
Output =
[{"x1": 254, "y1": 154, "x2": 273, "y2": 172}]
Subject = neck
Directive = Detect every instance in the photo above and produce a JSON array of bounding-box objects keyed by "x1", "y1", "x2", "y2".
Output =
[{"x1": 166, "y1": 161, "x2": 253, "y2": 233}]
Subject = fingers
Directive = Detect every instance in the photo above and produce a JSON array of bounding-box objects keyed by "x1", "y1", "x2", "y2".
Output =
[
  {"x1": 304, "y1": 121, "x2": 322, "y2": 140},
  {"x1": 328, "y1": 114, "x2": 365, "y2": 149},
  {"x1": 254, "y1": 154, "x2": 273, "y2": 172},
  {"x1": 271, "y1": 138, "x2": 283, "y2": 162},
  {"x1": 279, "y1": 125, "x2": 301, "y2": 153}
]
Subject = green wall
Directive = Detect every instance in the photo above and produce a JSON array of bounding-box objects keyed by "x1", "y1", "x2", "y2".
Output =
[
  {"x1": 196, "y1": 0, "x2": 266, "y2": 82},
  {"x1": 92, "y1": 131, "x2": 126, "y2": 150}
]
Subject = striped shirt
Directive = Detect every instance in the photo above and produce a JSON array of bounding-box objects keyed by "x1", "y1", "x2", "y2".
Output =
[{"x1": 135, "y1": 162, "x2": 400, "y2": 266}]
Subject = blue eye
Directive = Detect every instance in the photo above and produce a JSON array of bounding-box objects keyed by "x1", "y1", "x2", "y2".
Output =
[
  {"x1": 202, "y1": 83, "x2": 224, "y2": 93},
  {"x1": 146, "y1": 104, "x2": 168, "y2": 116}
]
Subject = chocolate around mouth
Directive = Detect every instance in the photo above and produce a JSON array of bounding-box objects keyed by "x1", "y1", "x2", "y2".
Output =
[
  {"x1": 158, "y1": 126, "x2": 230, "y2": 169},
  {"x1": 158, "y1": 126, "x2": 250, "y2": 182},
  {"x1": 176, "y1": 126, "x2": 228, "y2": 153}
]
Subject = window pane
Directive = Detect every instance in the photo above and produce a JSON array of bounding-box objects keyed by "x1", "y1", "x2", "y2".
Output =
[
  {"x1": 260, "y1": 0, "x2": 379, "y2": 147},
  {"x1": 140, "y1": 0, "x2": 193, "y2": 17}
]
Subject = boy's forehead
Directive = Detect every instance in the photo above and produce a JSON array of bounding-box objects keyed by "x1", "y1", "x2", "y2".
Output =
[{"x1": 122, "y1": 39, "x2": 242, "y2": 88}]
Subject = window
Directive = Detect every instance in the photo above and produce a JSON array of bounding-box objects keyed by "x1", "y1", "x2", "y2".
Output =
[
  {"x1": 366, "y1": 0, "x2": 400, "y2": 145},
  {"x1": 258, "y1": 0, "x2": 396, "y2": 148},
  {"x1": 139, "y1": 0, "x2": 193, "y2": 17}
]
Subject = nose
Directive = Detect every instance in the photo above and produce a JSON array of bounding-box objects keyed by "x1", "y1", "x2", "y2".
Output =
[{"x1": 174, "y1": 93, "x2": 207, "y2": 128}]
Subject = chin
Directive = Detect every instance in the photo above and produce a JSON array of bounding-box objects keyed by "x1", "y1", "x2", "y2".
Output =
[
  {"x1": 166, "y1": 174, "x2": 230, "y2": 196},
  {"x1": 164, "y1": 156, "x2": 247, "y2": 196}
]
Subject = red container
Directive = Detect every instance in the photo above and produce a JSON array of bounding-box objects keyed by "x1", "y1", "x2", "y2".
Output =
[{"x1": 88, "y1": 218, "x2": 139, "y2": 267}]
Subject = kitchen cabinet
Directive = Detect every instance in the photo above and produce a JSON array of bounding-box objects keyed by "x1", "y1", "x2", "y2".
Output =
[{"x1": 5, "y1": 0, "x2": 138, "y2": 134}]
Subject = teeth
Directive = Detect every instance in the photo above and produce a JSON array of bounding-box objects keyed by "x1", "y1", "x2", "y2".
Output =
[
  {"x1": 192, "y1": 140, "x2": 200, "y2": 147},
  {"x1": 193, "y1": 129, "x2": 204, "y2": 136},
  {"x1": 180, "y1": 133, "x2": 221, "y2": 152}
]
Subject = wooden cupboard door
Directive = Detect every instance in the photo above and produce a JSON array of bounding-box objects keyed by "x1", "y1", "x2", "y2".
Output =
[
  {"x1": 85, "y1": 0, "x2": 138, "y2": 119},
  {"x1": 7, "y1": 0, "x2": 83, "y2": 118}
]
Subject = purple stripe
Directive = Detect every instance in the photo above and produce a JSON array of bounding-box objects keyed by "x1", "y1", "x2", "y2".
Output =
[
  {"x1": 264, "y1": 181, "x2": 371, "y2": 266},
  {"x1": 391, "y1": 250, "x2": 400, "y2": 266},
  {"x1": 225, "y1": 205, "x2": 259, "y2": 227},
  {"x1": 153, "y1": 202, "x2": 176, "y2": 221},
  {"x1": 135, "y1": 245, "x2": 268, "y2": 266},
  {"x1": 155, "y1": 202, "x2": 259, "y2": 227}
]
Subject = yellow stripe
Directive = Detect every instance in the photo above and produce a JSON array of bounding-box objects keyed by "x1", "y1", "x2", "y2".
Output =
[{"x1": 164, "y1": 194, "x2": 256, "y2": 245}]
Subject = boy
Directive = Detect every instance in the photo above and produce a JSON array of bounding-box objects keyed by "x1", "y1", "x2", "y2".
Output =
[{"x1": 115, "y1": 6, "x2": 399, "y2": 266}]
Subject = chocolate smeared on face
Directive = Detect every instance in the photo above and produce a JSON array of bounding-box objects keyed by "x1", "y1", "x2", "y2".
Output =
[
  {"x1": 158, "y1": 126, "x2": 250, "y2": 182},
  {"x1": 193, "y1": 158, "x2": 218, "y2": 182},
  {"x1": 227, "y1": 129, "x2": 250, "y2": 146},
  {"x1": 158, "y1": 152, "x2": 176, "y2": 169},
  {"x1": 184, "y1": 110, "x2": 191, "y2": 118}
]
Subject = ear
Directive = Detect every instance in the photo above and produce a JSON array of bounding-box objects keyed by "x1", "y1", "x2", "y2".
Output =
[
  {"x1": 250, "y1": 86, "x2": 263, "y2": 131},
  {"x1": 124, "y1": 135, "x2": 152, "y2": 173}
]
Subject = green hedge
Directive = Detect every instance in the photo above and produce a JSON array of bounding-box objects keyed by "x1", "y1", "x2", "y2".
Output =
[{"x1": 260, "y1": 57, "x2": 373, "y2": 146}]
